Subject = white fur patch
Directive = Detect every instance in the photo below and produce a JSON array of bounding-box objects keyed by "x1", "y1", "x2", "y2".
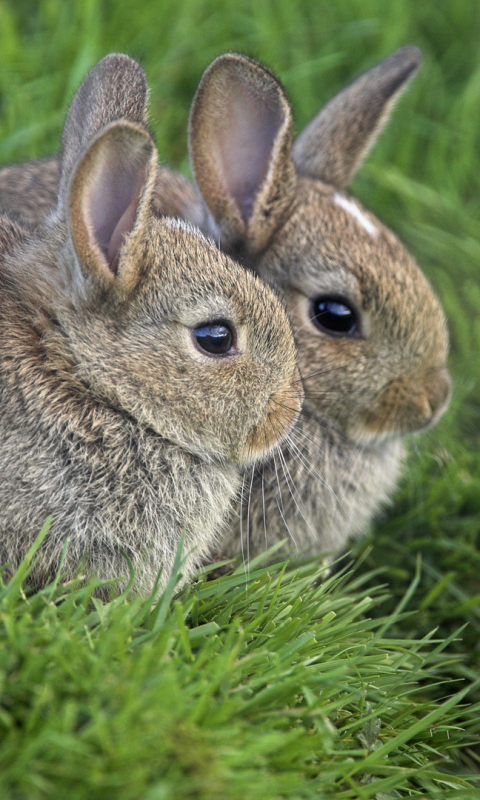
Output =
[{"x1": 333, "y1": 193, "x2": 378, "y2": 237}]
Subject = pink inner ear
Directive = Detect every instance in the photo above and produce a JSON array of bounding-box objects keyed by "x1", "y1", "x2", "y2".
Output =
[
  {"x1": 107, "y1": 197, "x2": 140, "y2": 274},
  {"x1": 88, "y1": 144, "x2": 147, "y2": 274},
  {"x1": 216, "y1": 76, "x2": 283, "y2": 222}
]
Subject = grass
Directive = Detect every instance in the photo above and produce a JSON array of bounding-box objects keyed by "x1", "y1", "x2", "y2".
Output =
[
  {"x1": 1, "y1": 535, "x2": 479, "y2": 799},
  {"x1": 0, "y1": 0, "x2": 480, "y2": 796}
]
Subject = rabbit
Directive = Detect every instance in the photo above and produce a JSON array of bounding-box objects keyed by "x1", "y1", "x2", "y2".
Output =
[
  {"x1": 0, "y1": 53, "x2": 303, "y2": 596},
  {"x1": 185, "y1": 48, "x2": 451, "y2": 559},
  {"x1": 0, "y1": 48, "x2": 452, "y2": 563}
]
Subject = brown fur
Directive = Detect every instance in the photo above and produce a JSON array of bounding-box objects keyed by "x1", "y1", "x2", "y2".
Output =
[
  {"x1": 0, "y1": 157, "x2": 60, "y2": 227},
  {"x1": 0, "y1": 49, "x2": 451, "y2": 562},
  {"x1": 0, "y1": 162, "x2": 200, "y2": 231},
  {"x1": 188, "y1": 49, "x2": 450, "y2": 560},
  {"x1": 0, "y1": 55, "x2": 302, "y2": 594}
]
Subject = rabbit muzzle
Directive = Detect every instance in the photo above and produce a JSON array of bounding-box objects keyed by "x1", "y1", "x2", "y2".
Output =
[
  {"x1": 358, "y1": 365, "x2": 452, "y2": 441},
  {"x1": 239, "y1": 365, "x2": 303, "y2": 464}
]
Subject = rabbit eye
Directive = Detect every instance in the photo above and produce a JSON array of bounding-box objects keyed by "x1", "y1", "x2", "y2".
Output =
[
  {"x1": 193, "y1": 322, "x2": 235, "y2": 356},
  {"x1": 311, "y1": 295, "x2": 359, "y2": 337}
]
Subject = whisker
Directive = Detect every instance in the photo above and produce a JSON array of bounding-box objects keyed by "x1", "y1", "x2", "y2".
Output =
[
  {"x1": 245, "y1": 463, "x2": 255, "y2": 580},
  {"x1": 286, "y1": 431, "x2": 340, "y2": 504},
  {"x1": 304, "y1": 388, "x2": 356, "y2": 397},
  {"x1": 269, "y1": 396, "x2": 347, "y2": 441},
  {"x1": 238, "y1": 468, "x2": 248, "y2": 576},
  {"x1": 271, "y1": 447, "x2": 297, "y2": 548},
  {"x1": 262, "y1": 422, "x2": 269, "y2": 550},
  {"x1": 277, "y1": 443, "x2": 321, "y2": 545},
  {"x1": 293, "y1": 363, "x2": 348, "y2": 384}
]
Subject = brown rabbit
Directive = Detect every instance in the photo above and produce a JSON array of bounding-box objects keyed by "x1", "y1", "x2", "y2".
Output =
[
  {"x1": 186, "y1": 48, "x2": 451, "y2": 559},
  {"x1": 0, "y1": 49, "x2": 451, "y2": 561},
  {"x1": 0, "y1": 54, "x2": 302, "y2": 594}
]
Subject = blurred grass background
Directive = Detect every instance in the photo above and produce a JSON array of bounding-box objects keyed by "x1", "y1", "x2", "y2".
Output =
[{"x1": 0, "y1": 0, "x2": 480, "y2": 796}]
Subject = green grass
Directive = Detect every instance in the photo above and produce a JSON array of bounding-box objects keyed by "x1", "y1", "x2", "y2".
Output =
[
  {"x1": 1, "y1": 535, "x2": 479, "y2": 799},
  {"x1": 1, "y1": 0, "x2": 480, "y2": 796}
]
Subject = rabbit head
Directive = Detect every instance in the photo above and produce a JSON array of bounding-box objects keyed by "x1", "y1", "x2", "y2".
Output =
[
  {"x1": 189, "y1": 48, "x2": 451, "y2": 451},
  {"x1": 59, "y1": 57, "x2": 301, "y2": 467}
]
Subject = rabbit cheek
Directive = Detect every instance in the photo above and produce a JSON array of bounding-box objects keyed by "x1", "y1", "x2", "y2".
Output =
[{"x1": 297, "y1": 331, "x2": 361, "y2": 417}]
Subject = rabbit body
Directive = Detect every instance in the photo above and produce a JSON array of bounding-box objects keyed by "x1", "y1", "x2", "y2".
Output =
[
  {"x1": 0, "y1": 55, "x2": 302, "y2": 591},
  {"x1": 0, "y1": 159, "x2": 199, "y2": 231},
  {"x1": 0, "y1": 157, "x2": 60, "y2": 227}
]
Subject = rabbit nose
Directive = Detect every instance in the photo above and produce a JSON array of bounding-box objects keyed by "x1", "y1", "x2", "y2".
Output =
[
  {"x1": 362, "y1": 365, "x2": 452, "y2": 437},
  {"x1": 392, "y1": 366, "x2": 452, "y2": 432},
  {"x1": 425, "y1": 367, "x2": 452, "y2": 424}
]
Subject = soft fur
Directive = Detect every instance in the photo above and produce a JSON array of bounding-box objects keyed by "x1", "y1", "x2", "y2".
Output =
[
  {"x1": 187, "y1": 48, "x2": 450, "y2": 559},
  {"x1": 0, "y1": 54, "x2": 302, "y2": 593},
  {"x1": 0, "y1": 48, "x2": 451, "y2": 562}
]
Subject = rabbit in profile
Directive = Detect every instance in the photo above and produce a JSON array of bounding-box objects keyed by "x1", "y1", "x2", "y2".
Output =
[
  {"x1": 186, "y1": 48, "x2": 451, "y2": 558},
  {"x1": 0, "y1": 53, "x2": 302, "y2": 594},
  {"x1": 0, "y1": 49, "x2": 451, "y2": 562}
]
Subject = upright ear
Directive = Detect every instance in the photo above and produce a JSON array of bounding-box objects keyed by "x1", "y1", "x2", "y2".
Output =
[
  {"x1": 67, "y1": 121, "x2": 157, "y2": 295},
  {"x1": 293, "y1": 46, "x2": 422, "y2": 189},
  {"x1": 58, "y1": 53, "x2": 150, "y2": 210},
  {"x1": 189, "y1": 54, "x2": 297, "y2": 255}
]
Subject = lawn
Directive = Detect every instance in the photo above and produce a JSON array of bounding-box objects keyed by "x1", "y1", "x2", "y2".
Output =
[{"x1": 0, "y1": 0, "x2": 480, "y2": 797}]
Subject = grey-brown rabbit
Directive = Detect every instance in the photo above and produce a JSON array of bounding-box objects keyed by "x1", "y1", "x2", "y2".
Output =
[
  {"x1": 0, "y1": 49, "x2": 451, "y2": 562},
  {"x1": 0, "y1": 54, "x2": 302, "y2": 593},
  {"x1": 187, "y1": 48, "x2": 451, "y2": 559}
]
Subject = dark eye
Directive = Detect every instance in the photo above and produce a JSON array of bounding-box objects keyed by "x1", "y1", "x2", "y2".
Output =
[
  {"x1": 311, "y1": 295, "x2": 359, "y2": 337},
  {"x1": 193, "y1": 322, "x2": 235, "y2": 356}
]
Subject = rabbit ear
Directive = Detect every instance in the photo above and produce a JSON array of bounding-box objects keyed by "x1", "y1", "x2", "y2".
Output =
[
  {"x1": 293, "y1": 46, "x2": 422, "y2": 188},
  {"x1": 58, "y1": 53, "x2": 149, "y2": 211},
  {"x1": 189, "y1": 54, "x2": 296, "y2": 254},
  {"x1": 67, "y1": 120, "x2": 157, "y2": 293}
]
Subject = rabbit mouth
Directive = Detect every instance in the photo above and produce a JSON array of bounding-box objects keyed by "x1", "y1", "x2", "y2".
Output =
[
  {"x1": 358, "y1": 368, "x2": 452, "y2": 442},
  {"x1": 302, "y1": 403, "x2": 420, "y2": 448},
  {"x1": 303, "y1": 407, "x2": 396, "y2": 452},
  {"x1": 353, "y1": 402, "x2": 450, "y2": 443}
]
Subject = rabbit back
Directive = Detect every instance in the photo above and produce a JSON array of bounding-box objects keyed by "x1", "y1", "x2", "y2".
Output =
[
  {"x1": 0, "y1": 159, "x2": 201, "y2": 231},
  {"x1": 0, "y1": 158, "x2": 59, "y2": 227}
]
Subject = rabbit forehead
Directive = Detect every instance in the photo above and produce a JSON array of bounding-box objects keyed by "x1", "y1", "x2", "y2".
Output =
[
  {"x1": 263, "y1": 178, "x2": 426, "y2": 304},
  {"x1": 141, "y1": 218, "x2": 294, "y2": 334}
]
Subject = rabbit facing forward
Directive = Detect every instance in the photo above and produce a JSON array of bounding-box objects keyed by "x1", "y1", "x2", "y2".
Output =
[{"x1": 0, "y1": 54, "x2": 302, "y2": 593}]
